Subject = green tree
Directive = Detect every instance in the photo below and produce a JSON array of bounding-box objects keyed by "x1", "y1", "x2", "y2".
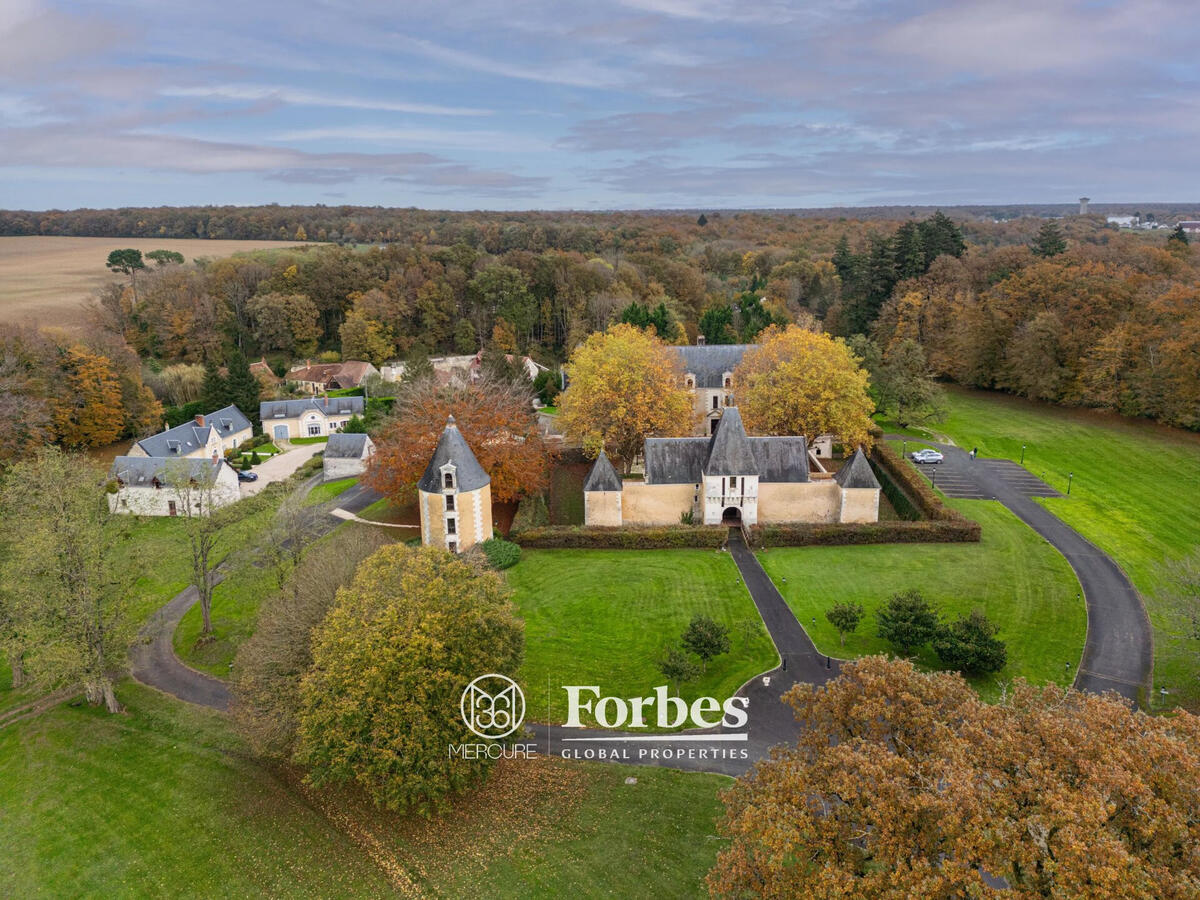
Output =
[
  {"x1": 225, "y1": 350, "x2": 261, "y2": 426},
  {"x1": 657, "y1": 644, "x2": 700, "y2": 691},
  {"x1": 340, "y1": 414, "x2": 367, "y2": 434},
  {"x1": 697, "y1": 213, "x2": 708, "y2": 226},
  {"x1": 105, "y1": 248, "x2": 145, "y2": 302},
  {"x1": 1031, "y1": 220, "x2": 1068, "y2": 258},
  {"x1": 295, "y1": 544, "x2": 524, "y2": 813},
  {"x1": 698, "y1": 304, "x2": 736, "y2": 344},
  {"x1": 876, "y1": 589, "x2": 940, "y2": 655},
  {"x1": 932, "y1": 610, "x2": 1008, "y2": 674},
  {"x1": 146, "y1": 249, "x2": 185, "y2": 267},
  {"x1": 877, "y1": 338, "x2": 946, "y2": 427},
  {"x1": 400, "y1": 346, "x2": 434, "y2": 384},
  {"x1": 917, "y1": 210, "x2": 966, "y2": 266},
  {"x1": 200, "y1": 359, "x2": 228, "y2": 411},
  {"x1": 0, "y1": 448, "x2": 133, "y2": 713},
  {"x1": 453, "y1": 319, "x2": 477, "y2": 354},
  {"x1": 1168, "y1": 223, "x2": 1190, "y2": 247},
  {"x1": 532, "y1": 368, "x2": 558, "y2": 406},
  {"x1": 681, "y1": 615, "x2": 731, "y2": 672},
  {"x1": 825, "y1": 600, "x2": 864, "y2": 647}
]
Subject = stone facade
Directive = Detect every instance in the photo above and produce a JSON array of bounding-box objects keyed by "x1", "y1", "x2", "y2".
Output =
[
  {"x1": 416, "y1": 416, "x2": 492, "y2": 553},
  {"x1": 108, "y1": 457, "x2": 240, "y2": 517},
  {"x1": 260, "y1": 397, "x2": 364, "y2": 441},
  {"x1": 322, "y1": 433, "x2": 375, "y2": 481},
  {"x1": 128, "y1": 405, "x2": 252, "y2": 461}
]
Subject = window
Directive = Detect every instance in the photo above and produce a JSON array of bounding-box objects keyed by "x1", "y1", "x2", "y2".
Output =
[
  {"x1": 712, "y1": 395, "x2": 719, "y2": 410},
  {"x1": 168, "y1": 500, "x2": 177, "y2": 516},
  {"x1": 307, "y1": 424, "x2": 321, "y2": 436},
  {"x1": 444, "y1": 472, "x2": 454, "y2": 489},
  {"x1": 685, "y1": 377, "x2": 694, "y2": 388},
  {"x1": 448, "y1": 541, "x2": 458, "y2": 553},
  {"x1": 446, "y1": 494, "x2": 455, "y2": 511},
  {"x1": 447, "y1": 517, "x2": 457, "y2": 535},
  {"x1": 724, "y1": 376, "x2": 731, "y2": 388}
]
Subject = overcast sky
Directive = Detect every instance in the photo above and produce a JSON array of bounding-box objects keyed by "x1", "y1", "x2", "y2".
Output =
[{"x1": 1, "y1": 0, "x2": 1195, "y2": 210}]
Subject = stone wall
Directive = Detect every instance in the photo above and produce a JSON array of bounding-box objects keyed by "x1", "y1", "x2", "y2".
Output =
[
  {"x1": 839, "y1": 487, "x2": 880, "y2": 523},
  {"x1": 621, "y1": 481, "x2": 694, "y2": 525},
  {"x1": 109, "y1": 470, "x2": 240, "y2": 517},
  {"x1": 756, "y1": 481, "x2": 841, "y2": 524},
  {"x1": 583, "y1": 490, "x2": 622, "y2": 526}
]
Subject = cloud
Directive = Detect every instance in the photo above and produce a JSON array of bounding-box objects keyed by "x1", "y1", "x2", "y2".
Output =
[
  {"x1": 395, "y1": 35, "x2": 628, "y2": 88},
  {"x1": 161, "y1": 84, "x2": 491, "y2": 117}
]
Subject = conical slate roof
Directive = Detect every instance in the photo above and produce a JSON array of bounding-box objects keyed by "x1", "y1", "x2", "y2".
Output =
[
  {"x1": 417, "y1": 416, "x2": 490, "y2": 492},
  {"x1": 834, "y1": 447, "x2": 880, "y2": 489},
  {"x1": 583, "y1": 449, "x2": 622, "y2": 492},
  {"x1": 703, "y1": 407, "x2": 758, "y2": 476}
]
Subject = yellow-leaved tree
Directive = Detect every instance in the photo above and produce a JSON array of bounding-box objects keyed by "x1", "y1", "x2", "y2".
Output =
[
  {"x1": 558, "y1": 323, "x2": 694, "y2": 471},
  {"x1": 734, "y1": 324, "x2": 874, "y2": 448}
]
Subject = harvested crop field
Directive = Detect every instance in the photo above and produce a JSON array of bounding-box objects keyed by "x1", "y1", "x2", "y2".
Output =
[{"x1": 0, "y1": 236, "x2": 308, "y2": 328}]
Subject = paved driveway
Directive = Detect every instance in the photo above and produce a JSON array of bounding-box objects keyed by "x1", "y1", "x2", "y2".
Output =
[{"x1": 239, "y1": 441, "x2": 325, "y2": 497}]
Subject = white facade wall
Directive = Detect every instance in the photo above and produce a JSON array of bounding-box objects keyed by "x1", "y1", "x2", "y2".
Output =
[
  {"x1": 108, "y1": 468, "x2": 240, "y2": 517},
  {"x1": 266, "y1": 412, "x2": 354, "y2": 441},
  {"x1": 323, "y1": 454, "x2": 369, "y2": 481},
  {"x1": 702, "y1": 474, "x2": 758, "y2": 525}
]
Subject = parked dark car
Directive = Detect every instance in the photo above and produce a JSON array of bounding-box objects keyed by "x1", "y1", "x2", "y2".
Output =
[{"x1": 237, "y1": 470, "x2": 259, "y2": 483}]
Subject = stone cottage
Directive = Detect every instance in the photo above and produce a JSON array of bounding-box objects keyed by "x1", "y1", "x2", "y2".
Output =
[
  {"x1": 417, "y1": 416, "x2": 492, "y2": 553},
  {"x1": 583, "y1": 406, "x2": 879, "y2": 527},
  {"x1": 322, "y1": 432, "x2": 375, "y2": 481},
  {"x1": 128, "y1": 404, "x2": 252, "y2": 461},
  {"x1": 260, "y1": 396, "x2": 364, "y2": 441},
  {"x1": 108, "y1": 456, "x2": 240, "y2": 517}
]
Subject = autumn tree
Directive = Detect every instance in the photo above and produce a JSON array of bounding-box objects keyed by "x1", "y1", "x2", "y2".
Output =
[
  {"x1": 734, "y1": 325, "x2": 874, "y2": 448},
  {"x1": 248, "y1": 292, "x2": 321, "y2": 355},
  {"x1": 339, "y1": 309, "x2": 396, "y2": 364},
  {"x1": 295, "y1": 544, "x2": 524, "y2": 813},
  {"x1": 232, "y1": 526, "x2": 392, "y2": 758},
  {"x1": 0, "y1": 448, "x2": 133, "y2": 713},
  {"x1": 558, "y1": 323, "x2": 694, "y2": 471},
  {"x1": 51, "y1": 345, "x2": 126, "y2": 448},
  {"x1": 709, "y1": 656, "x2": 1200, "y2": 898},
  {"x1": 366, "y1": 373, "x2": 551, "y2": 502}
]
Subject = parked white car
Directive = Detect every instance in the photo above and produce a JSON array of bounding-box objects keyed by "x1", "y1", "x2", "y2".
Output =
[{"x1": 911, "y1": 448, "x2": 944, "y2": 464}]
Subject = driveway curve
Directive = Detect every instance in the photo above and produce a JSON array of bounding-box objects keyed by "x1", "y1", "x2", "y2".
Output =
[{"x1": 889, "y1": 435, "x2": 1152, "y2": 704}]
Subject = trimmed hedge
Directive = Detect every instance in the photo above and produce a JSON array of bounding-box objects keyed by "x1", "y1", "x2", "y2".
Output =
[
  {"x1": 480, "y1": 537, "x2": 522, "y2": 570},
  {"x1": 869, "y1": 443, "x2": 970, "y2": 523},
  {"x1": 752, "y1": 519, "x2": 979, "y2": 547},
  {"x1": 511, "y1": 525, "x2": 727, "y2": 550}
]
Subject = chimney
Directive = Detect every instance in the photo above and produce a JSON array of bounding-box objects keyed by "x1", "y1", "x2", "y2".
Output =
[
  {"x1": 195, "y1": 414, "x2": 206, "y2": 426},
  {"x1": 697, "y1": 334, "x2": 706, "y2": 346}
]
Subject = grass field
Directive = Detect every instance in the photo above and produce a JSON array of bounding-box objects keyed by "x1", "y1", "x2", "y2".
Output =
[
  {"x1": 0, "y1": 236, "x2": 306, "y2": 328},
  {"x1": 303, "y1": 476, "x2": 358, "y2": 506},
  {"x1": 506, "y1": 549, "x2": 777, "y2": 724},
  {"x1": 934, "y1": 387, "x2": 1200, "y2": 707},
  {"x1": 759, "y1": 500, "x2": 1085, "y2": 697},
  {"x1": 0, "y1": 682, "x2": 728, "y2": 897}
]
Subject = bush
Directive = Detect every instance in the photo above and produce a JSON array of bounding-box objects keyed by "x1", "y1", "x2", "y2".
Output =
[
  {"x1": 512, "y1": 525, "x2": 728, "y2": 550},
  {"x1": 509, "y1": 494, "x2": 550, "y2": 533},
  {"x1": 932, "y1": 610, "x2": 1008, "y2": 674},
  {"x1": 251, "y1": 451, "x2": 262, "y2": 465},
  {"x1": 753, "y1": 519, "x2": 980, "y2": 546},
  {"x1": 479, "y1": 537, "x2": 521, "y2": 570},
  {"x1": 876, "y1": 589, "x2": 940, "y2": 654},
  {"x1": 240, "y1": 456, "x2": 252, "y2": 471}
]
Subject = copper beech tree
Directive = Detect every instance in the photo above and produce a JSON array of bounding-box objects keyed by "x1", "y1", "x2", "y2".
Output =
[
  {"x1": 366, "y1": 373, "x2": 551, "y2": 503},
  {"x1": 708, "y1": 656, "x2": 1200, "y2": 899},
  {"x1": 558, "y1": 322, "x2": 694, "y2": 472}
]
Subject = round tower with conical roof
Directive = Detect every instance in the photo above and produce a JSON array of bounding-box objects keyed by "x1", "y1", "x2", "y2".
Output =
[{"x1": 417, "y1": 415, "x2": 492, "y2": 553}]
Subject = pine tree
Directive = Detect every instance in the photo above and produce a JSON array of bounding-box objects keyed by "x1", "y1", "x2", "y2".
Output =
[
  {"x1": 225, "y1": 350, "x2": 262, "y2": 426},
  {"x1": 1031, "y1": 221, "x2": 1068, "y2": 258},
  {"x1": 917, "y1": 210, "x2": 966, "y2": 265},
  {"x1": 1168, "y1": 223, "x2": 1190, "y2": 247},
  {"x1": 200, "y1": 359, "x2": 228, "y2": 412}
]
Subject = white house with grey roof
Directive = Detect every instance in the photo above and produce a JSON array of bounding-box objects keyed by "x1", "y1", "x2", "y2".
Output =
[
  {"x1": 260, "y1": 396, "x2": 364, "y2": 442},
  {"x1": 583, "y1": 406, "x2": 879, "y2": 527},
  {"x1": 127, "y1": 405, "x2": 252, "y2": 461},
  {"x1": 108, "y1": 456, "x2": 240, "y2": 517},
  {"x1": 322, "y1": 432, "x2": 375, "y2": 482}
]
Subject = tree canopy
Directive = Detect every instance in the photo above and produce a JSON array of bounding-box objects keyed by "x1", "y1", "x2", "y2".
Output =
[{"x1": 709, "y1": 656, "x2": 1200, "y2": 898}]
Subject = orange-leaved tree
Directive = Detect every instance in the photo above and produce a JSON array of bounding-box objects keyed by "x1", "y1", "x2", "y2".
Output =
[
  {"x1": 709, "y1": 656, "x2": 1200, "y2": 899},
  {"x1": 557, "y1": 322, "x2": 694, "y2": 471},
  {"x1": 365, "y1": 374, "x2": 550, "y2": 503},
  {"x1": 734, "y1": 324, "x2": 874, "y2": 448},
  {"x1": 51, "y1": 344, "x2": 126, "y2": 448}
]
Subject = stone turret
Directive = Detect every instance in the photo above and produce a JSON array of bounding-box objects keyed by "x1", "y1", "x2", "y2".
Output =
[
  {"x1": 417, "y1": 415, "x2": 492, "y2": 552},
  {"x1": 834, "y1": 446, "x2": 881, "y2": 523},
  {"x1": 582, "y1": 449, "x2": 622, "y2": 526}
]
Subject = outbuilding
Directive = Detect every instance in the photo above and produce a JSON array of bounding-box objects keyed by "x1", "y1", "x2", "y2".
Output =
[{"x1": 322, "y1": 432, "x2": 375, "y2": 481}]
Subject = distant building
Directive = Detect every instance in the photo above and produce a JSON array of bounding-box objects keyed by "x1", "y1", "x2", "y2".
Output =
[
  {"x1": 260, "y1": 396, "x2": 364, "y2": 441},
  {"x1": 286, "y1": 360, "x2": 379, "y2": 393},
  {"x1": 417, "y1": 416, "x2": 492, "y2": 553},
  {"x1": 108, "y1": 456, "x2": 240, "y2": 517},
  {"x1": 1178, "y1": 221, "x2": 1200, "y2": 234},
  {"x1": 1079, "y1": 197, "x2": 1091, "y2": 215},
  {"x1": 249, "y1": 358, "x2": 282, "y2": 388},
  {"x1": 127, "y1": 405, "x2": 252, "y2": 461},
  {"x1": 323, "y1": 432, "x2": 375, "y2": 481},
  {"x1": 380, "y1": 351, "x2": 548, "y2": 388}
]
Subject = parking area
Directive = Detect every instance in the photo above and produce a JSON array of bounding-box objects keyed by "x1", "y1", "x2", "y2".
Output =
[
  {"x1": 910, "y1": 454, "x2": 991, "y2": 499},
  {"x1": 238, "y1": 440, "x2": 325, "y2": 497},
  {"x1": 908, "y1": 450, "x2": 1062, "y2": 500},
  {"x1": 979, "y1": 459, "x2": 1063, "y2": 497}
]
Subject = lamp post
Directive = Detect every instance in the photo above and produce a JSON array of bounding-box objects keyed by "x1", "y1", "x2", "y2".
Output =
[
  {"x1": 902, "y1": 440, "x2": 907, "y2": 458},
  {"x1": 1067, "y1": 472, "x2": 1073, "y2": 495},
  {"x1": 1020, "y1": 444, "x2": 1026, "y2": 465}
]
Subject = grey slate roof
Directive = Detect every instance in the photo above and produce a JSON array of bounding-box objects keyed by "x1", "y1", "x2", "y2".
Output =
[
  {"x1": 583, "y1": 450, "x2": 622, "y2": 492},
  {"x1": 324, "y1": 432, "x2": 373, "y2": 459},
  {"x1": 835, "y1": 447, "x2": 881, "y2": 490},
  {"x1": 702, "y1": 407, "x2": 757, "y2": 476},
  {"x1": 674, "y1": 344, "x2": 754, "y2": 388},
  {"x1": 643, "y1": 409, "x2": 811, "y2": 484},
  {"x1": 259, "y1": 396, "x2": 365, "y2": 420},
  {"x1": 135, "y1": 404, "x2": 252, "y2": 458},
  {"x1": 417, "y1": 417, "x2": 490, "y2": 492},
  {"x1": 110, "y1": 455, "x2": 223, "y2": 486}
]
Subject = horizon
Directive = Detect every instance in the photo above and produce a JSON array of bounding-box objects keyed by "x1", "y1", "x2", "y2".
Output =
[{"x1": 2, "y1": 0, "x2": 1197, "y2": 210}]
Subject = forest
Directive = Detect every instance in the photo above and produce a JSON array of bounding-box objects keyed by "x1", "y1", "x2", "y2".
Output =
[{"x1": 0, "y1": 204, "x2": 1197, "y2": 464}]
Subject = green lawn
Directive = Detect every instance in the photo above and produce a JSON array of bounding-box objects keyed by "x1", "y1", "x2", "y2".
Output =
[
  {"x1": 303, "y1": 476, "x2": 357, "y2": 506},
  {"x1": 936, "y1": 387, "x2": 1200, "y2": 707},
  {"x1": 288, "y1": 435, "x2": 329, "y2": 445},
  {"x1": 759, "y1": 500, "x2": 1085, "y2": 698},
  {"x1": 0, "y1": 682, "x2": 729, "y2": 897},
  {"x1": 506, "y1": 549, "x2": 777, "y2": 725}
]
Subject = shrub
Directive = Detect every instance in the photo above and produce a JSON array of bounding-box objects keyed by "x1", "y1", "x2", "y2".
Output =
[
  {"x1": 681, "y1": 615, "x2": 731, "y2": 671},
  {"x1": 826, "y1": 601, "x2": 865, "y2": 646},
  {"x1": 509, "y1": 494, "x2": 550, "y2": 533},
  {"x1": 251, "y1": 451, "x2": 262, "y2": 465},
  {"x1": 479, "y1": 537, "x2": 521, "y2": 570},
  {"x1": 240, "y1": 456, "x2": 252, "y2": 471},
  {"x1": 876, "y1": 589, "x2": 940, "y2": 654},
  {"x1": 932, "y1": 610, "x2": 1008, "y2": 674}
]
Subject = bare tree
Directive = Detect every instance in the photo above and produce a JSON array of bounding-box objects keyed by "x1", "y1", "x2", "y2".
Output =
[{"x1": 166, "y1": 459, "x2": 226, "y2": 638}]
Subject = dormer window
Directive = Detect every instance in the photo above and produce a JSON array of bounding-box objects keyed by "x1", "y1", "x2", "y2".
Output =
[
  {"x1": 685, "y1": 376, "x2": 694, "y2": 388},
  {"x1": 444, "y1": 472, "x2": 454, "y2": 490},
  {"x1": 724, "y1": 376, "x2": 732, "y2": 388}
]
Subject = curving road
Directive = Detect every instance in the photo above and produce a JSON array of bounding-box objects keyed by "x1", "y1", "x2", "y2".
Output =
[{"x1": 890, "y1": 436, "x2": 1153, "y2": 704}]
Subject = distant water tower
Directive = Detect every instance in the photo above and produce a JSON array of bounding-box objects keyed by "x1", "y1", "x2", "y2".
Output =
[{"x1": 1079, "y1": 197, "x2": 1090, "y2": 215}]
